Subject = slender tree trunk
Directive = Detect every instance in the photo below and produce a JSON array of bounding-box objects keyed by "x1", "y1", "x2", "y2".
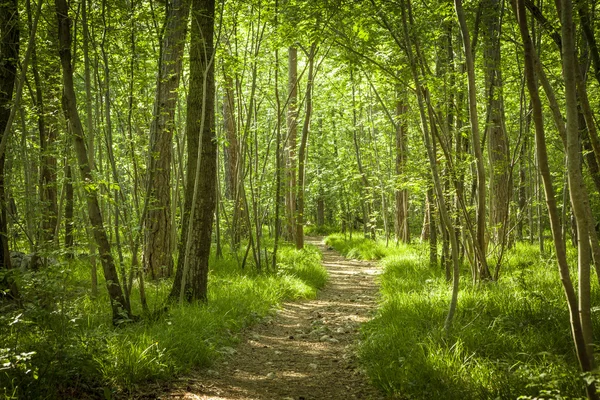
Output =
[
  {"x1": 144, "y1": 0, "x2": 191, "y2": 280},
  {"x1": 560, "y1": 0, "x2": 596, "y2": 373},
  {"x1": 222, "y1": 65, "x2": 242, "y2": 246},
  {"x1": 82, "y1": 0, "x2": 98, "y2": 296},
  {"x1": 455, "y1": 0, "x2": 490, "y2": 279},
  {"x1": 223, "y1": 66, "x2": 238, "y2": 200},
  {"x1": 395, "y1": 93, "x2": 410, "y2": 243},
  {"x1": 56, "y1": 0, "x2": 132, "y2": 323},
  {"x1": 170, "y1": 0, "x2": 216, "y2": 302},
  {"x1": 391, "y1": 0, "x2": 460, "y2": 328},
  {"x1": 19, "y1": 111, "x2": 34, "y2": 253},
  {"x1": 272, "y1": 11, "x2": 282, "y2": 270},
  {"x1": 285, "y1": 46, "x2": 298, "y2": 242},
  {"x1": 65, "y1": 164, "x2": 74, "y2": 258},
  {"x1": 295, "y1": 43, "x2": 316, "y2": 250},
  {"x1": 0, "y1": 0, "x2": 18, "y2": 299},
  {"x1": 427, "y1": 188, "x2": 438, "y2": 266},
  {"x1": 28, "y1": 0, "x2": 58, "y2": 248},
  {"x1": 483, "y1": 0, "x2": 511, "y2": 248},
  {"x1": 518, "y1": 132, "x2": 528, "y2": 241},
  {"x1": 513, "y1": 1, "x2": 598, "y2": 397}
]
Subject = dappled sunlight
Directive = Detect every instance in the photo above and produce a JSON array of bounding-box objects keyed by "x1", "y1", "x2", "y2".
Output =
[{"x1": 168, "y1": 236, "x2": 386, "y2": 399}]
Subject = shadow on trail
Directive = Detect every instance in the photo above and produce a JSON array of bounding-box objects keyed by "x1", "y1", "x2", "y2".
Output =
[{"x1": 160, "y1": 236, "x2": 387, "y2": 400}]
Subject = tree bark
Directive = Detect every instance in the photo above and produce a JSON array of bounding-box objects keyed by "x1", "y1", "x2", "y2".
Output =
[
  {"x1": 513, "y1": 0, "x2": 598, "y2": 397},
  {"x1": 395, "y1": 94, "x2": 410, "y2": 243},
  {"x1": 560, "y1": 0, "x2": 597, "y2": 375},
  {"x1": 272, "y1": 6, "x2": 282, "y2": 270},
  {"x1": 144, "y1": 0, "x2": 190, "y2": 280},
  {"x1": 455, "y1": 0, "x2": 490, "y2": 279},
  {"x1": 65, "y1": 164, "x2": 74, "y2": 258},
  {"x1": 295, "y1": 43, "x2": 316, "y2": 250},
  {"x1": 27, "y1": 0, "x2": 58, "y2": 247},
  {"x1": 0, "y1": 0, "x2": 18, "y2": 299},
  {"x1": 483, "y1": 0, "x2": 511, "y2": 246},
  {"x1": 81, "y1": 0, "x2": 98, "y2": 297},
  {"x1": 285, "y1": 46, "x2": 298, "y2": 242},
  {"x1": 170, "y1": 0, "x2": 216, "y2": 302}
]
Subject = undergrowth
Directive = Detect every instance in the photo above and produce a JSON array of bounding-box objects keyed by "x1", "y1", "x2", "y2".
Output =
[
  {"x1": 0, "y1": 242, "x2": 327, "y2": 399},
  {"x1": 326, "y1": 233, "x2": 598, "y2": 399}
]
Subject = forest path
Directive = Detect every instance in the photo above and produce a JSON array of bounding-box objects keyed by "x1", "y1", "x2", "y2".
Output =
[{"x1": 162, "y1": 236, "x2": 386, "y2": 400}]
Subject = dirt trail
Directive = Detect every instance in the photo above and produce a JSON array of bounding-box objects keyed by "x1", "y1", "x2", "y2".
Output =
[{"x1": 163, "y1": 236, "x2": 386, "y2": 400}]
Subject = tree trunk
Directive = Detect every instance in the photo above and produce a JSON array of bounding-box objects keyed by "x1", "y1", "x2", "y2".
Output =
[
  {"x1": 483, "y1": 0, "x2": 511, "y2": 246},
  {"x1": 28, "y1": 0, "x2": 58, "y2": 248},
  {"x1": 560, "y1": 0, "x2": 597, "y2": 374},
  {"x1": 513, "y1": 1, "x2": 598, "y2": 397},
  {"x1": 65, "y1": 164, "x2": 74, "y2": 258},
  {"x1": 455, "y1": 0, "x2": 490, "y2": 279},
  {"x1": 285, "y1": 46, "x2": 298, "y2": 242},
  {"x1": 81, "y1": 0, "x2": 98, "y2": 297},
  {"x1": 0, "y1": 0, "x2": 18, "y2": 299},
  {"x1": 222, "y1": 64, "x2": 242, "y2": 246},
  {"x1": 272, "y1": 13, "x2": 282, "y2": 270},
  {"x1": 382, "y1": 0, "x2": 461, "y2": 328},
  {"x1": 316, "y1": 197, "x2": 325, "y2": 227},
  {"x1": 170, "y1": 0, "x2": 216, "y2": 302},
  {"x1": 223, "y1": 66, "x2": 238, "y2": 201},
  {"x1": 295, "y1": 43, "x2": 316, "y2": 250},
  {"x1": 517, "y1": 132, "x2": 528, "y2": 241},
  {"x1": 143, "y1": 0, "x2": 190, "y2": 280},
  {"x1": 55, "y1": 0, "x2": 131, "y2": 323},
  {"x1": 395, "y1": 94, "x2": 410, "y2": 243}
]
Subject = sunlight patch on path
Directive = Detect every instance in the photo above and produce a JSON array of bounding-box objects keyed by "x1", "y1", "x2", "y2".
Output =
[{"x1": 162, "y1": 236, "x2": 386, "y2": 400}]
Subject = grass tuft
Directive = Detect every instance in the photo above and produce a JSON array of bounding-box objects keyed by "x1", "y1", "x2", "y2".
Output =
[{"x1": 326, "y1": 233, "x2": 594, "y2": 399}]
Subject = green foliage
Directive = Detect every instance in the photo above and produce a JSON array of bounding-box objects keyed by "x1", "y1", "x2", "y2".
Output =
[
  {"x1": 304, "y1": 224, "x2": 338, "y2": 236},
  {"x1": 0, "y1": 243, "x2": 327, "y2": 399},
  {"x1": 326, "y1": 234, "x2": 593, "y2": 399},
  {"x1": 324, "y1": 232, "x2": 399, "y2": 260},
  {"x1": 276, "y1": 244, "x2": 328, "y2": 290}
]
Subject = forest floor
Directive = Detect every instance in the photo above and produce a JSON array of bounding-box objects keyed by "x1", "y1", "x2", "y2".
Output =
[{"x1": 155, "y1": 236, "x2": 387, "y2": 400}]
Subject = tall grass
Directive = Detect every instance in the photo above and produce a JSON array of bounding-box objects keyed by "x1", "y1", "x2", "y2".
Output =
[
  {"x1": 325, "y1": 233, "x2": 402, "y2": 260},
  {"x1": 327, "y1": 234, "x2": 596, "y2": 399},
  {"x1": 0, "y1": 242, "x2": 327, "y2": 399}
]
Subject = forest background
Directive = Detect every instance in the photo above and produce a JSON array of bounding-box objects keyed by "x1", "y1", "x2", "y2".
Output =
[{"x1": 2, "y1": 0, "x2": 600, "y2": 398}]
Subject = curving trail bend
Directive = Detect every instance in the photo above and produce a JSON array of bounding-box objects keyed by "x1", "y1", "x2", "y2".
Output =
[{"x1": 161, "y1": 236, "x2": 386, "y2": 400}]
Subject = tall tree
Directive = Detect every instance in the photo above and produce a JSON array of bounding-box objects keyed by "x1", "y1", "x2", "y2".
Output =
[
  {"x1": 560, "y1": 0, "x2": 597, "y2": 375},
  {"x1": 285, "y1": 46, "x2": 298, "y2": 242},
  {"x1": 55, "y1": 0, "x2": 132, "y2": 323},
  {"x1": 395, "y1": 92, "x2": 409, "y2": 243},
  {"x1": 0, "y1": 0, "x2": 18, "y2": 298},
  {"x1": 170, "y1": 0, "x2": 216, "y2": 302},
  {"x1": 143, "y1": 0, "x2": 191, "y2": 280},
  {"x1": 482, "y1": 0, "x2": 511, "y2": 246},
  {"x1": 295, "y1": 43, "x2": 316, "y2": 249},
  {"x1": 28, "y1": 0, "x2": 59, "y2": 248},
  {"x1": 513, "y1": 0, "x2": 598, "y2": 397},
  {"x1": 81, "y1": 0, "x2": 98, "y2": 296},
  {"x1": 454, "y1": 0, "x2": 490, "y2": 279}
]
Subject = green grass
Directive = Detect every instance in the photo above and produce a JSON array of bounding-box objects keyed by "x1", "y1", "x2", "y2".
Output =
[
  {"x1": 0, "y1": 242, "x2": 327, "y2": 399},
  {"x1": 325, "y1": 232, "x2": 402, "y2": 260},
  {"x1": 326, "y1": 234, "x2": 595, "y2": 399}
]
